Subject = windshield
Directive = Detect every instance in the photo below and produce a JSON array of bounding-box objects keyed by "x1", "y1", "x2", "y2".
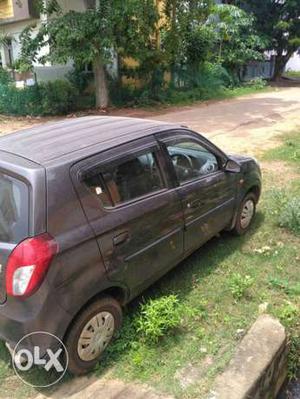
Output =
[{"x1": 0, "y1": 173, "x2": 29, "y2": 244}]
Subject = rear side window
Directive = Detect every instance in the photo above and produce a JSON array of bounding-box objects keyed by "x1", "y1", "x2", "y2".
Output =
[
  {"x1": 0, "y1": 173, "x2": 29, "y2": 243},
  {"x1": 84, "y1": 151, "x2": 165, "y2": 207}
]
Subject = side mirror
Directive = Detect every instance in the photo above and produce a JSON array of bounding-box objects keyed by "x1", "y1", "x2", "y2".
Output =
[{"x1": 224, "y1": 159, "x2": 241, "y2": 173}]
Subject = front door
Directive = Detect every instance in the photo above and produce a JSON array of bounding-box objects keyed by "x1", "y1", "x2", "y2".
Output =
[
  {"x1": 72, "y1": 136, "x2": 184, "y2": 294},
  {"x1": 157, "y1": 131, "x2": 237, "y2": 253}
]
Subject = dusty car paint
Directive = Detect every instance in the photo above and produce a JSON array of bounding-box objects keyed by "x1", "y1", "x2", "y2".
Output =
[{"x1": 0, "y1": 116, "x2": 261, "y2": 356}]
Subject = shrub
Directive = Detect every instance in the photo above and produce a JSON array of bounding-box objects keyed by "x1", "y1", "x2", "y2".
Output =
[
  {"x1": 229, "y1": 273, "x2": 254, "y2": 300},
  {"x1": 267, "y1": 189, "x2": 300, "y2": 236},
  {"x1": 135, "y1": 295, "x2": 182, "y2": 343},
  {"x1": 278, "y1": 197, "x2": 300, "y2": 235},
  {"x1": 67, "y1": 68, "x2": 92, "y2": 93},
  {"x1": 288, "y1": 335, "x2": 300, "y2": 380},
  {"x1": 244, "y1": 77, "x2": 267, "y2": 89},
  {"x1": 0, "y1": 79, "x2": 78, "y2": 116},
  {"x1": 0, "y1": 84, "x2": 42, "y2": 115},
  {"x1": 0, "y1": 68, "x2": 12, "y2": 85},
  {"x1": 39, "y1": 80, "x2": 78, "y2": 115}
]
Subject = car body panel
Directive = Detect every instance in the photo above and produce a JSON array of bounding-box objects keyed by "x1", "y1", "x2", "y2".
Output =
[{"x1": 0, "y1": 117, "x2": 262, "y2": 356}]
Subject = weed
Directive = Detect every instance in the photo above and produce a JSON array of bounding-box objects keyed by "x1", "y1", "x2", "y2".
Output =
[
  {"x1": 275, "y1": 302, "x2": 299, "y2": 328},
  {"x1": 288, "y1": 335, "x2": 300, "y2": 380},
  {"x1": 228, "y1": 273, "x2": 254, "y2": 300},
  {"x1": 278, "y1": 197, "x2": 300, "y2": 235},
  {"x1": 136, "y1": 295, "x2": 182, "y2": 343}
]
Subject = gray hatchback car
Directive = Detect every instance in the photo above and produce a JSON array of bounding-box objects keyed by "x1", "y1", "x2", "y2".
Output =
[{"x1": 0, "y1": 116, "x2": 261, "y2": 375}]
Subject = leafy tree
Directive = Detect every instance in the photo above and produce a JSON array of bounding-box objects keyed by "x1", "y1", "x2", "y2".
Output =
[
  {"x1": 237, "y1": 0, "x2": 300, "y2": 80},
  {"x1": 209, "y1": 4, "x2": 265, "y2": 78},
  {"x1": 161, "y1": 0, "x2": 215, "y2": 85},
  {"x1": 19, "y1": 0, "x2": 158, "y2": 108}
]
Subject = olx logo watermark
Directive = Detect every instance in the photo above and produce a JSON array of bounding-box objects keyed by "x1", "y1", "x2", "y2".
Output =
[{"x1": 12, "y1": 331, "x2": 68, "y2": 388}]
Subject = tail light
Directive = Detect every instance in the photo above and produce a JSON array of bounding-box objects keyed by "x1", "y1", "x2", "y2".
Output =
[{"x1": 6, "y1": 233, "x2": 58, "y2": 298}]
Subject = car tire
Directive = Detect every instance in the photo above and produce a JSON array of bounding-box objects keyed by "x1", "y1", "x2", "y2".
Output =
[
  {"x1": 64, "y1": 296, "x2": 122, "y2": 375},
  {"x1": 232, "y1": 192, "x2": 257, "y2": 236}
]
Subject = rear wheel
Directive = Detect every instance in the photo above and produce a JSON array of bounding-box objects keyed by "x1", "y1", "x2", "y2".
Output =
[
  {"x1": 232, "y1": 192, "x2": 257, "y2": 235},
  {"x1": 65, "y1": 296, "x2": 122, "y2": 375}
]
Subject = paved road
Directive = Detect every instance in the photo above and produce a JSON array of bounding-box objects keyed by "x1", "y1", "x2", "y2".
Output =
[
  {"x1": 1, "y1": 87, "x2": 300, "y2": 158},
  {"x1": 146, "y1": 87, "x2": 300, "y2": 155},
  {"x1": 35, "y1": 376, "x2": 174, "y2": 399}
]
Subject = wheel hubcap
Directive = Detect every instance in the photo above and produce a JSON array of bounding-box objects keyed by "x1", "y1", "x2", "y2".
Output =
[
  {"x1": 240, "y1": 199, "x2": 255, "y2": 229},
  {"x1": 77, "y1": 312, "x2": 115, "y2": 362}
]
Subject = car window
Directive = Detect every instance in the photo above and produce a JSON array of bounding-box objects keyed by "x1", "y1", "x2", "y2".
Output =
[
  {"x1": 166, "y1": 139, "x2": 219, "y2": 184},
  {"x1": 0, "y1": 173, "x2": 29, "y2": 244},
  {"x1": 84, "y1": 151, "x2": 165, "y2": 207}
]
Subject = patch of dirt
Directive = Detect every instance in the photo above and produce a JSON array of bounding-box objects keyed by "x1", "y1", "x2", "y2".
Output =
[
  {"x1": 260, "y1": 161, "x2": 299, "y2": 183},
  {"x1": 175, "y1": 356, "x2": 214, "y2": 389},
  {"x1": 0, "y1": 115, "x2": 61, "y2": 136}
]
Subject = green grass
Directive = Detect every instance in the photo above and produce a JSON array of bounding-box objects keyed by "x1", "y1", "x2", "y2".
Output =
[
  {"x1": 284, "y1": 71, "x2": 300, "y2": 79},
  {"x1": 263, "y1": 131, "x2": 300, "y2": 168},
  {"x1": 0, "y1": 131, "x2": 299, "y2": 398},
  {"x1": 131, "y1": 84, "x2": 271, "y2": 110}
]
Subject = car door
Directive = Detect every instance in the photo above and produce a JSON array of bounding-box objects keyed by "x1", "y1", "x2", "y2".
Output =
[
  {"x1": 71, "y1": 136, "x2": 184, "y2": 295},
  {"x1": 157, "y1": 130, "x2": 238, "y2": 254}
]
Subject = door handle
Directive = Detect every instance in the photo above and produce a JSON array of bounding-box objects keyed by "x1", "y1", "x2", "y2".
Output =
[{"x1": 113, "y1": 231, "x2": 129, "y2": 246}]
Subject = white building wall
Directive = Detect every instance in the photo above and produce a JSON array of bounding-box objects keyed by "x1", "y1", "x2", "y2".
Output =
[
  {"x1": 285, "y1": 51, "x2": 300, "y2": 72},
  {"x1": 0, "y1": 1, "x2": 89, "y2": 78}
]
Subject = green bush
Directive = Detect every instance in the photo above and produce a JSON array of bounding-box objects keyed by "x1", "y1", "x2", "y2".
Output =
[
  {"x1": 267, "y1": 189, "x2": 300, "y2": 236},
  {"x1": 0, "y1": 79, "x2": 78, "y2": 116},
  {"x1": 0, "y1": 84, "x2": 42, "y2": 115},
  {"x1": 135, "y1": 295, "x2": 182, "y2": 343},
  {"x1": 67, "y1": 68, "x2": 92, "y2": 93},
  {"x1": 244, "y1": 77, "x2": 267, "y2": 89},
  {"x1": 39, "y1": 80, "x2": 78, "y2": 115},
  {"x1": 278, "y1": 197, "x2": 300, "y2": 235},
  {"x1": 228, "y1": 273, "x2": 254, "y2": 300},
  {"x1": 0, "y1": 68, "x2": 12, "y2": 85}
]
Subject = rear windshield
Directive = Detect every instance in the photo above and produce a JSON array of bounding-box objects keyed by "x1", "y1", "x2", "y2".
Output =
[{"x1": 0, "y1": 173, "x2": 29, "y2": 244}]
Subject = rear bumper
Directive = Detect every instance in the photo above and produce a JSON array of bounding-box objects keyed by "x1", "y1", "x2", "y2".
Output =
[{"x1": 0, "y1": 291, "x2": 72, "y2": 356}]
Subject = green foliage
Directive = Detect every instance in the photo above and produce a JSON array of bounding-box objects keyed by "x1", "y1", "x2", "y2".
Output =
[
  {"x1": 237, "y1": 0, "x2": 300, "y2": 78},
  {"x1": 66, "y1": 68, "x2": 92, "y2": 93},
  {"x1": 275, "y1": 302, "x2": 299, "y2": 328},
  {"x1": 210, "y1": 5, "x2": 265, "y2": 74},
  {"x1": 243, "y1": 77, "x2": 267, "y2": 89},
  {"x1": 19, "y1": 0, "x2": 159, "y2": 107},
  {"x1": 269, "y1": 277, "x2": 300, "y2": 297},
  {"x1": 135, "y1": 295, "x2": 182, "y2": 343},
  {"x1": 0, "y1": 80, "x2": 78, "y2": 116},
  {"x1": 0, "y1": 68, "x2": 12, "y2": 85},
  {"x1": 288, "y1": 335, "x2": 300, "y2": 380},
  {"x1": 264, "y1": 134, "x2": 300, "y2": 165},
  {"x1": 228, "y1": 273, "x2": 254, "y2": 300},
  {"x1": 266, "y1": 188, "x2": 300, "y2": 236},
  {"x1": 278, "y1": 197, "x2": 300, "y2": 235},
  {"x1": 11, "y1": 58, "x2": 33, "y2": 73}
]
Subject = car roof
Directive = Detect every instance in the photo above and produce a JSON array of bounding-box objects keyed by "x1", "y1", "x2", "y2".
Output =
[{"x1": 0, "y1": 116, "x2": 182, "y2": 165}]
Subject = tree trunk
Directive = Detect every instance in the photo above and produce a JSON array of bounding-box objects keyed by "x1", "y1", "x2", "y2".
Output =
[
  {"x1": 170, "y1": 0, "x2": 177, "y2": 87},
  {"x1": 93, "y1": 56, "x2": 109, "y2": 109},
  {"x1": 272, "y1": 49, "x2": 294, "y2": 81}
]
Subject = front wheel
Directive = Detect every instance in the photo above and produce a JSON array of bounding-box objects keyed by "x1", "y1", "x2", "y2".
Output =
[
  {"x1": 232, "y1": 192, "x2": 257, "y2": 235},
  {"x1": 64, "y1": 296, "x2": 122, "y2": 375}
]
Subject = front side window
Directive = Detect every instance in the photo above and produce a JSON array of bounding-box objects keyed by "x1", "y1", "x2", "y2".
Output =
[
  {"x1": 166, "y1": 139, "x2": 219, "y2": 184},
  {"x1": 84, "y1": 151, "x2": 165, "y2": 207},
  {"x1": 0, "y1": 173, "x2": 29, "y2": 243}
]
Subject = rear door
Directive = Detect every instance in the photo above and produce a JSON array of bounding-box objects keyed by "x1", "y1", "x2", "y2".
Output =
[
  {"x1": 0, "y1": 173, "x2": 29, "y2": 303},
  {"x1": 157, "y1": 130, "x2": 237, "y2": 253},
  {"x1": 0, "y1": 153, "x2": 46, "y2": 304},
  {"x1": 71, "y1": 136, "x2": 184, "y2": 294}
]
